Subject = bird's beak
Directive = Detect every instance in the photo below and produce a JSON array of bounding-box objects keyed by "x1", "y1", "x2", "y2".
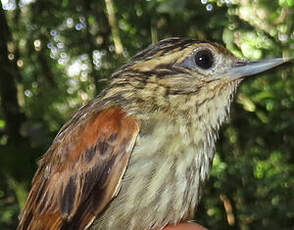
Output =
[{"x1": 221, "y1": 57, "x2": 291, "y2": 80}]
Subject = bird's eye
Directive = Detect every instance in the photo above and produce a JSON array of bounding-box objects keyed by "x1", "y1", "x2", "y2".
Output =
[{"x1": 194, "y1": 49, "x2": 214, "y2": 69}]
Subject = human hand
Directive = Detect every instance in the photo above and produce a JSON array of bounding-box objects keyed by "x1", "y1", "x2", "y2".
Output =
[{"x1": 163, "y1": 222, "x2": 207, "y2": 230}]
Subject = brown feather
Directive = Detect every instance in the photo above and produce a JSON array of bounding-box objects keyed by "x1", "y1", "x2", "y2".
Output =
[{"x1": 18, "y1": 107, "x2": 140, "y2": 230}]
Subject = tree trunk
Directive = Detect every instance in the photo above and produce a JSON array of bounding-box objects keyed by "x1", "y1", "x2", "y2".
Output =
[{"x1": 0, "y1": 3, "x2": 26, "y2": 142}]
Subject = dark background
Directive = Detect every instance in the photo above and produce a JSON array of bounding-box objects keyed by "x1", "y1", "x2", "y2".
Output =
[{"x1": 0, "y1": 0, "x2": 293, "y2": 229}]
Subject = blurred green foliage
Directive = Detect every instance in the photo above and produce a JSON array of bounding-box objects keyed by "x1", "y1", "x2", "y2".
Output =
[{"x1": 0, "y1": 0, "x2": 293, "y2": 229}]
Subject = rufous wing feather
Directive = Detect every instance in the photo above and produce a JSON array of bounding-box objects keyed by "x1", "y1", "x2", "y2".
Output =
[{"x1": 17, "y1": 107, "x2": 140, "y2": 230}]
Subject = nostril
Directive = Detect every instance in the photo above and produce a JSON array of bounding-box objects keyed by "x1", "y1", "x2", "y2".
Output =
[{"x1": 233, "y1": 60, "x2": 248, "y2": 67}]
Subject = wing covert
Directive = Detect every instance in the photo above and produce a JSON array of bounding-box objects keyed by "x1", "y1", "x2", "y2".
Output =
[{"x1": 18, "y1": 107, "x2": 140, "y2": 230}]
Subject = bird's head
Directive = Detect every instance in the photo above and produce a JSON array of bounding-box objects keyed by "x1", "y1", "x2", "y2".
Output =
[{"x1": 104, "y1": 37, "x2": 288, "y2": 121}]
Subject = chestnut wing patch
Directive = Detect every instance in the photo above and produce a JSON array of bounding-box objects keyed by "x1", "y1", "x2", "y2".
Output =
[{"x1": 18, "y1": 107, "x2": 140, "y2": 230}]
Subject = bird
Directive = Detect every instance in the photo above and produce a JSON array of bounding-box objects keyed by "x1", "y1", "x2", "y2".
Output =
[{"x1": 17, "y1": 37, "x2": 288, "y2": 230}]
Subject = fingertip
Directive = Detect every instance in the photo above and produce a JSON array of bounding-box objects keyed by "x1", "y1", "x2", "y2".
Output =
[{"x1": 164, "y1": 222, "x2": 207, "y2": 230}]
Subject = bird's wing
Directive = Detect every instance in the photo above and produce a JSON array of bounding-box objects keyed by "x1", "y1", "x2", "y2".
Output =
[{"x1": 18, "y1": 107, "x2": 140, "y2": 230}]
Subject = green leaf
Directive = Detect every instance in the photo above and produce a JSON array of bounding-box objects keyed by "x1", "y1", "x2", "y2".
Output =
[
  {"x1": 62, "y1": 0, "x2": 68, "y2": 8},
  {"x1": 287, "y1": 0, "x2": 294, "y2": 6},
  {"x1": 0, "y1": 120, "x2": 5, "y2": 128}
]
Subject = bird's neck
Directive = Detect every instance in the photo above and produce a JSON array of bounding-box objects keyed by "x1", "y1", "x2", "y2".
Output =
[{"x1": 133, "y1": 80, "x2": 239, "y2": 179}]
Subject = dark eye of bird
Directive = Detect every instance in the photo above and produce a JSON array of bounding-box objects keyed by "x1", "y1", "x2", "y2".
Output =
[{"x1": 194, "y1": 49, "x2": 214, "y2": 69}]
